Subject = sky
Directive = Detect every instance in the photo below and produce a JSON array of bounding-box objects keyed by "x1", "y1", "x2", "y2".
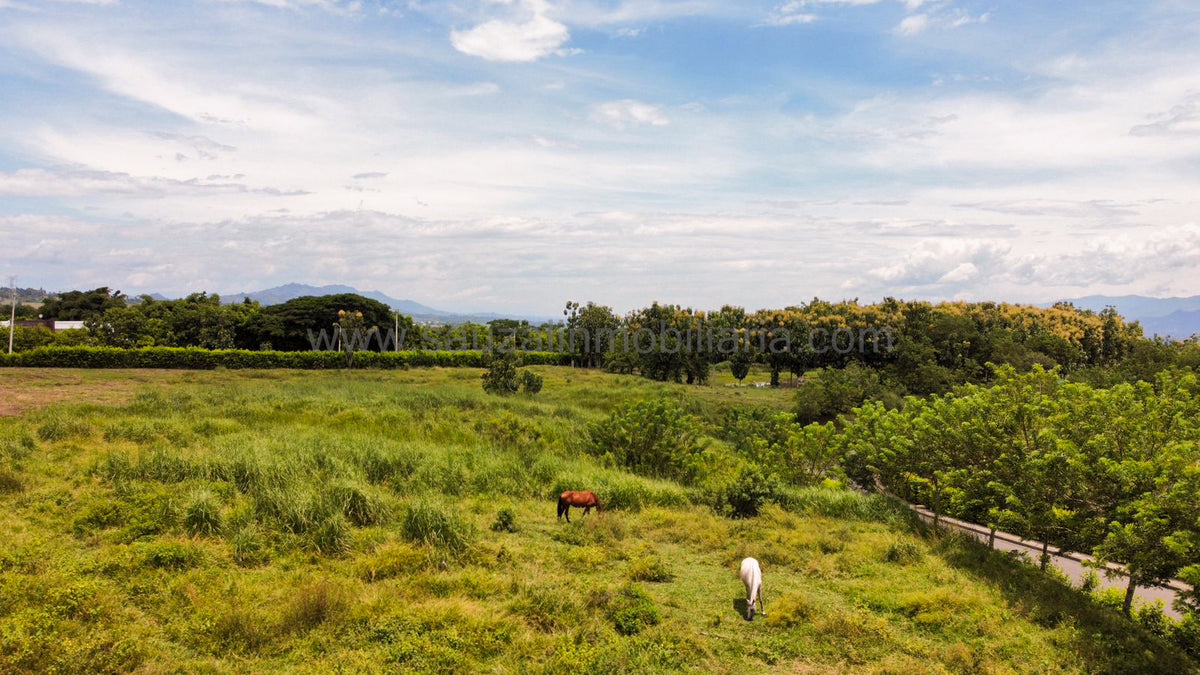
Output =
[{"x1": 1, "y1": 0, "x2": 1198, "y2": 315}]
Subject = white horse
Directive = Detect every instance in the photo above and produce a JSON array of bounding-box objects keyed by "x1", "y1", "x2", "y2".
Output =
[{"x1": 740, "y1": 557, "x2": 765, "y2": 620}]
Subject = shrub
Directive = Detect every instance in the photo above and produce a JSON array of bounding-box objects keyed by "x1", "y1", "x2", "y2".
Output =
[
  {"x1": 482, "y1": 352, "x2": 520, "y2": 395},
  {"x1": 596, "y1": 585, "x2": 661, "y2": 636},
  {"x1": 1171, "y1": 612, "x2": 1200, "y2": 659},
  {"x1": 122, "y1": 490, "x2": 179, "y2": 541},
  {"x1": 1092, "y1": 587, "x2": 1126, "y2": 613},
  {"x1": 521, "y1": 370, "x2": 544, "y2": 395},
  {"x1": 601, "y1": 479, "x2": 651, "y2": 512},
  {"x1": 183, "y1": 490, "x2": 224, "y2": 537},
  {"x1": 1078, "y1": 570, "x2": 1100, "y2": 593},
  {"x1": 72, "y1": 497, "x2": 126, "y2": 535},
  {"x1": 400, "y1": 502, "x2": 473, "y2": 555},
  {"x1": 1135, "y1": 601, "x2": 1170, "y2": 639},
  {"x1": 588, "y1": 399, "x2": 706, "y2": 483},
  {"x1": 491, "y1": 507, "x2": 518, "y2": 533},
  {"x1": 627, "y1": 553, "x2": 673, "y2": 582},
  {"x1": 701, "y1": 464, "x2": 781, "y2": 519},
  {"x1": 794, "y1": 364, "x2": 901, "y2": 424}
]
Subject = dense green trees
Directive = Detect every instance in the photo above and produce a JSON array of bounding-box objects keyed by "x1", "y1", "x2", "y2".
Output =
[
  {"x1": 842, "y1": 366, "x2": 1200, "y2": 617},
  {"x1": 39, "y1": 287, "x2": 127, "y2": 320}
]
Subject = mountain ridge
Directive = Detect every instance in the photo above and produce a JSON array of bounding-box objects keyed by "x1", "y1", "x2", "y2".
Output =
[
  {"x1": 220, "y1": 283, "x2": 555, "y2": 325},
  {"x1": 1054, "y1": 294, "x2": 1200, "y2": 339}
]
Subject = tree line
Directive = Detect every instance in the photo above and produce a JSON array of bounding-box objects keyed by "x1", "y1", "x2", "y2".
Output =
[{"x1": 10, "y1": 290, "x2": 1199, "y2": 397}]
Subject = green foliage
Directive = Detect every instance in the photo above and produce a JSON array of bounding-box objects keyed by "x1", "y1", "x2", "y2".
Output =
[
  {"x1": 228, "y1": 524, "x2": 268, "y2": 566},
  {"x1": 280, "y1": 579, "x2": 348, "y2": 633},
  {"x1": 399, "y1": 502, "x2": 473, "y2": 554},
  {"x1": 795, "y1": 363, "x2": 902, "y2": 424},
  {"x1": 0, "y1": 468, "x2": 22, "y2": 493},
  {"x1": 183, "y1": 489, "x2": 224, "y2": 537},
  {"x1": 4, "y1": 366, "x2": 1200, "y2": 672},
  {"x1": 323, "y1": 481, "x2": 392, "y2": 527},
  {"x1": 137, "y1": 541, "x2": 203, "y2": 570},
  {"x1": 589, "y1": 399, "x2": 707, "y2": 483},
  {"x1": 490, "y1": 507, "x2": 518, "y2": 533},
  {"x1": 627, "y1": 551, "x2": 673, "y2": 582},
  {"x1": 882, "y1": 540, "x2": 922, "y2": 564},
  {"x1": 597, "y1": 584, "x2": 661, "y2": 636},
  {"x1": 36, "y1": 413, "x2": 92, "y2": 441},
  {"x1": 2, "y1": 345, "x2": 568, "y2": 369},
  {"x1": 700, "y1": 463, "x2": 782, "y2": 518},
  {"x1": 481, "y1": 351, "x2": 520, "y2": 395},
  {"x1": 311, "y1": 515, "x2": 352, "y2": 556},
  {"x1": 520, "y1": 369, "x2": 544, "y2": 394},
  {"x1": 39, "y1": 287, "x2": 126, "y2": 320}
]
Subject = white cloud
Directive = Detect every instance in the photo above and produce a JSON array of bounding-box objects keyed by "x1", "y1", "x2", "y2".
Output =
[
  {"x1": 450, "y1": 0, "x2": 570, "y2": 63},
  {"x1": 950, "y1": 11, "x2": 989, "y2": 28},
  {"x1": 894, "y1": 13, "x2": 929, "y2": 36},
  {"x1": 591, "y1": 99, "x2": 670, "y2": 129}
]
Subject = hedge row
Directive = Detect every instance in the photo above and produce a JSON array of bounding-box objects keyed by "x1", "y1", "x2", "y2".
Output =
[{"x1": 0, "y1": 346, "x2": 572, "y2": 370}]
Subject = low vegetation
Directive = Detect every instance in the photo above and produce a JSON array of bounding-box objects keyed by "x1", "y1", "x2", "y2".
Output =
[{"x1": 0, "y1": 367, "x2": 1195, "y2": 672}]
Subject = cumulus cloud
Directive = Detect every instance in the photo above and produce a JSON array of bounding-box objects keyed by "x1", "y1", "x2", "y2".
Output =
[
  {"x1": 869, "y1": 239, "x2": 1011, "y2": 286},
  {"x1": 450, "y1": 0, "x2": 570, "y2": 63}
]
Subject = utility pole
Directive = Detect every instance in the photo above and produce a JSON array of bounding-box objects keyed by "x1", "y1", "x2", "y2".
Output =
[
  {"x1": 7, "y1": 276, "x2": 15, "y2": 355},
  {"x1": 395, "y1": 312, "x2": 400, "y2": 352}
]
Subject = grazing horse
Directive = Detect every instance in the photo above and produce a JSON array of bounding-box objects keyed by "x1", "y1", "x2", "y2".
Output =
[
  {"x1": 740, "y1": 557, "x2": 766, "y2": 621},
  {"x1": 557, "y1": 490, "x2": 601, "y2": 522}
]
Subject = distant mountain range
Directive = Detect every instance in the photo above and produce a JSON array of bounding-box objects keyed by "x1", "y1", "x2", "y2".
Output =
[
  {"x1": 220, "y1": 283, "x2": 555, "y2": 325},
  {"x1": 1055, "y1": 295, "x2": 1200, "y2": 340}
]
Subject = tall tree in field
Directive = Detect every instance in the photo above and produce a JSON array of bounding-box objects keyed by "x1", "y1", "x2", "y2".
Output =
[{"x1": 563, "y1": 300, "x2": 620, "y2": 368}]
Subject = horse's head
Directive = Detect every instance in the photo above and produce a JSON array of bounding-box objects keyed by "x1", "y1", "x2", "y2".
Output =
[{"x1": 746, "y1": 603, "x2": 755, "y2": 621}]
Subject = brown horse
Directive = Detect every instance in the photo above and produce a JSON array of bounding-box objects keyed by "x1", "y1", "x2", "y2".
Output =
[{"x1": 557, "y1": 491, "x2": 601, "y2": 522}]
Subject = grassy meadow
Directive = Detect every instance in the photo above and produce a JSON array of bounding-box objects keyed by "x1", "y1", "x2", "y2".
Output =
[{"x1": 0, "y1": 366, "x2": 1193, "y2": 673}]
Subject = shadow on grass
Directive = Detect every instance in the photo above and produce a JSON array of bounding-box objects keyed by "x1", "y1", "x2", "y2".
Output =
[
  {"x1": 932, "y1": 530, "x2": 1196, "y2": 675},
  {"x1": 732, "y1": 598, "x2": 749, "y2": 621}
]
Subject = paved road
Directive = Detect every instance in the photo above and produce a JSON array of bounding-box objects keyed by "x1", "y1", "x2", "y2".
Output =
[{"x1": 909, "y1": 505, "x2": 1190, "y2": 619}]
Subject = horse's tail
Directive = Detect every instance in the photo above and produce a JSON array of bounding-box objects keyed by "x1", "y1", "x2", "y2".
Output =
[{"x1": 557, "y1": 495, "x2": 566, "y2": 519}]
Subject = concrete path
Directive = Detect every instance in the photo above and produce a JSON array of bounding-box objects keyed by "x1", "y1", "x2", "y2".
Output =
[{"x1": 909, "y1": 505, "x2": 1191, "y2": 619}]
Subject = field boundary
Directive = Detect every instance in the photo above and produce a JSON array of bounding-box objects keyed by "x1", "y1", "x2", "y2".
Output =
[{"x1": 0, "y1": 345, "x2": 572, "y2": 369}]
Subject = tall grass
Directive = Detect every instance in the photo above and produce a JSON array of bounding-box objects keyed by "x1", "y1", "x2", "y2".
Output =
[{"x1": 3, "y1": 368, "x2": 1196, "y2": 673}]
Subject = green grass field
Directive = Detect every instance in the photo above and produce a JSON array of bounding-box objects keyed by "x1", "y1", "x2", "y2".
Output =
[{"x1": 0, "y1": 367, "x2": 1192, "y2": 673}]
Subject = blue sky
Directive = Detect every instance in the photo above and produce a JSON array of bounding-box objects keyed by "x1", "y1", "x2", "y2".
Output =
[{"x1": 1, "y1": 0, "x2": 1198, "y2": 314}]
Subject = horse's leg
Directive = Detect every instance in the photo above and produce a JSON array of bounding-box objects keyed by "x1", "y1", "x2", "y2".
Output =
[
  {"x1": 583, "y1": 505, "x2": 591, "y2": 517},
  {"x1": 564, "y1": 505, "x2": 570, "y2": 523}
]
